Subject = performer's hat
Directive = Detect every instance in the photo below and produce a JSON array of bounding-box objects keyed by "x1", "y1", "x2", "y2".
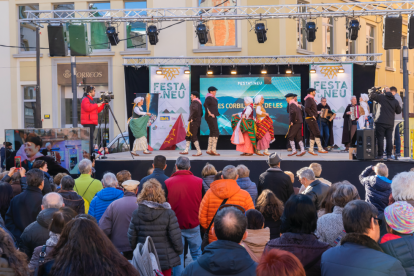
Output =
[
  {"x1": 284, "y1": 93, "x2": 297, "y2": 98},
  {"x1": 208, "y1": 86, "x2": 218, "y2": 92},
  {"x1": 122, "y1": 180, "x2": 140, "y2": 191},
  {"x1": 267, "y1": 152, "x2": 282, "y2": 166},
  {"x1": 306, "y1": 88, "x2": 316, "y2": 94},
  {"x1": 191, "y1": 91, "x2": 200, "y2": 98}
]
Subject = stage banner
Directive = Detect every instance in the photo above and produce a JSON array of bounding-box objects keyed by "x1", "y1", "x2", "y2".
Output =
[
  {"x1": 310, "y1": 64, "x2": 353, "y2": 149},
  {"x1": 149, "y1": 66, "x2": 190, "y2": 150}
]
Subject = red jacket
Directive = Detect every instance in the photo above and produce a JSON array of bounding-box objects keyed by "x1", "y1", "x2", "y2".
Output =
[
  {"x1": 165, "y1": 170, "x2": 203, "y2": 229},
  {"x1": 81, "y1": 95, "x2": 105, "y2": 125}
]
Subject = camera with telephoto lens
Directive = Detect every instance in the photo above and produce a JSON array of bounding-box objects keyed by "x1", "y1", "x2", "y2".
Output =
[
  {"x1": 368, "y1": 86, "x2": 383, "y2": 95},
  {"x1": 100, "y1": 91, "x2": 114, "y2": 103}
]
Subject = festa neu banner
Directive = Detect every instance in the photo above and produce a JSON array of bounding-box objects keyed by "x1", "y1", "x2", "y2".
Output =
[
  {"x1": 149, "y1": 66, "x2": 190, "y2": 150},
  {"x1": 310, "y1": 64, "x2": 353, "y2": 149}
]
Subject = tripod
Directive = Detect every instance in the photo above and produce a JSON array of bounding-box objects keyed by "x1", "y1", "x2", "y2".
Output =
[{"x1": 95, "y1": 103, "x2": 134, "y2": 160}]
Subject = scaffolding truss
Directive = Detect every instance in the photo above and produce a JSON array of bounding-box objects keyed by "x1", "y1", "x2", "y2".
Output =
[
  {"x1": 122, "y1": 54, "x2": 382, "y2": 67},
  {"x1": 20, "y1": 1, "x2": 414, "y2": 23}
]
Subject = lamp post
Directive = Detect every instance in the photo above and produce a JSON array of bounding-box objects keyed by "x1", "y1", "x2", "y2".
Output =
[{"x1": 403, "y1": 46, "x2": 409, "y2": 157}]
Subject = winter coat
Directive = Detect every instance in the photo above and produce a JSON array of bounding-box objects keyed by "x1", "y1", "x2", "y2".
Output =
[
  {"x1": 5, "y1": 186, "x2": 43, "y2": 243},
  {"x1": 265, "y1": 232, "x2": 331, "y2": 276},
  {"x1": 263, "y1": 215, "x2": 282, "y2": 240},
  {"x1": 29, "y1": 232, "x2": 59, "y2": 272},
  {"x1": 299, "y1": 177, "x2": 332, "y2": 194},
  {"x1": 236, "y1": 177, "x2": 258, "y2": 205},
  {"x1": 57, "y1": 190, "x2": 85, "y2": 214},
  {"x1": 359, "y1": 165, "x2": 392, "y2": 214},
  {"x1": 128, "y1": 200, "x2": 183, "y2": 271},
  {"x1": 41, "y1": 172, "x2": 53, "y2": 195},
  {"x1": 88, "y1": 187, "x2": 124, "y2": 224},
  {"x1": 301, "y1": 180, "x2": 330, "y2": 210},
  {"x1": 315, "y1": 206, "x2": 345, "y2": 247},
  {"x1": 202, "y1": 175, "x2": 215, "y2": 192},
  {"x1": 379, "y1": 200, "x2": 414, "y2": 238},
  {"x1": 73, "y1": 174, "x2": 103, "y2": 204},
  {"x1": 370, "y1": 91, "x2": 402, "y2": 126},
  {"x1": 199, "y1": 178, "x2": 255, "y2": 243},
  {"x1": 139, "y1": 168, "x2": 169, "y2": 198},
  {"x1": 242, "y1": 228, "x2": 270, "y2": 262},
  {"x1": 80, "y1": 95, "x2": 105, "y2": 125},
  {"x1": 258, "y1": 167, "x2": 294, "y2": 203},
  {"x1": 182, "y1": 240, "x2": 257, "y2": 276},
  {"x1": 99, "y1": 191, "x2": 138, "y2": 253},
  {"x1": 322, "y1": 233, "x2": 406, "y2": 276},
  {"x1": 165, "y1": 170, "x2": 203, "y2": 229},
  {"x1": 380, "y1": 234, "x2": 414, "y2": 276},
  {"x1": 19, "y1": 208, "x2": 58, "y2": 259}
]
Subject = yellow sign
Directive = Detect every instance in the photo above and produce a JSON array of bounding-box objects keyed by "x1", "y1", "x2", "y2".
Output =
[
  {"x1": 319, "y1": 66, "x2": 342, "y2": 79},
  {"x1": 160, "y1": 68, "x2": 180, "y2": 80}
]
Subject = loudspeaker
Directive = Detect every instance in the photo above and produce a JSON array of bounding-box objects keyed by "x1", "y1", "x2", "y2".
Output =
[
  {"x1": 47, "y1": 24, "x2": 68, "y2": 56},
  {"x1": 356, "y1": 129, "x2": 376, "y2": 160},
  {"x1": 383, "y1": 16, "x2": 403, "y2": 50},
  {"x1": 409, "y1": 16, "x2": 414, "y2": 49},
  {"x1": 68, "y1": 24, "x2": 90, "y2": 56}
]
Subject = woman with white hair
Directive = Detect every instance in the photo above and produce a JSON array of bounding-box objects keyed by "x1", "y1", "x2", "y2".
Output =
[
  {"x1": 358, "y1": 94, "x2": 371, "y2": 129},
  {"x1": 254, "y1": 95, "x2": 275, "y2": 156},
  {"x1": 129, "y1": 96, "x2": 152, "y2": 156},
  {"x1": 231, "y1": 97, "x2": 257, "y2": 156}
]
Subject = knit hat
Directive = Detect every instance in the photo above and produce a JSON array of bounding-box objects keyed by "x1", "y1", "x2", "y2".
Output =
[{"x1": 384, "y1": 201, "x2": 414, "y2": 234}]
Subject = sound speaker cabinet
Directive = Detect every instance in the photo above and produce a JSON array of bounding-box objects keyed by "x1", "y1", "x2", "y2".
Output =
[
  {"x1": 383, "y1": 16, "x2": 403, "y2": 50},
  {"x1": 356, "y1": 129, "x2": 376, "y2": 160},
  {"x1": 68, "y1": 24, "x2": 90, "y2": 56},
  {"x1": 409, "y1": 16, "x2": 414, "y2": 49},
  {"x1": 47, "y1": 24, "x2": 68, "y2": 56}
]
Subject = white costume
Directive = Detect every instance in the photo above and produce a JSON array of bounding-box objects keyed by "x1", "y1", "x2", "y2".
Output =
[
  {"x1": 358, "y1": 94, "x2": 371, "y2": 129},
  {"x1": 131, "y1": 96, "x2": 150, "y2": 154}
]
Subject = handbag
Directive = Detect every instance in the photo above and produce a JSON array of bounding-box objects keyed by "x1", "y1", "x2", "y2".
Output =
[
  {"x1": 201, "y1": 198, "x2": 228, "y2": 251},
  {"x1": 34, "y1": 245, "x2": 47, "y2": 276}
]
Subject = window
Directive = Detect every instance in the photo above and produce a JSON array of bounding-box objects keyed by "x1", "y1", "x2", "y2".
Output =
[
  {"x1": 125, "y1": 1, "x2": 147, "y2": 49},
  {"x1": 345, "y1": 18, "x2": 356, "y2": 54},
  {"x1": 297, "y1": 2, "x2": 308, "y2": 51},
  {"x1": 386, "y1": 50, "x2": 393, "y2": 68},
  {"x1": 322, "y1": 18, "x2": 334, "y2": 54},
  {"x1": 89, "y1": 2, "x2": 110, "y2": 50},
  {"x1": 198, "y1": 0, "x2": 237, "y2": 47},
  {"x1": 54, "y1": 4, "x2": 74, "y2": 50},
  {"x1": 366, "y1": 24, "x2": 375, "y2": 60},
  {"x1": 18, "y1": 5, "x2": 39, "y2": 52},
  {"x1": 23, "y1": 86, "x2": 36, "y2": 128},
  {"x1": 401, "y1": 36, "x2": 407, "y2": 70}
]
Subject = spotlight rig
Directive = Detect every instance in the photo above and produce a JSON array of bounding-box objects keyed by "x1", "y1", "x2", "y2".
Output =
[
  {"x1": 348, "y1": 19, "x2": 360, "y2": 40},
  {"x1": 147, "y1": 25, "x2": 159, "y2": 45},
  {"x1": 106, "y1": 26, "x2": 120, "y2": 46},
  {"x1": 255, "y1": 21, "x2": 268, "y2": 43},
  {"x1": 305, "y1": 21, "x2": 317, "y2": 42},
  {"x1": 196, "y1": 23, "x2": 209, "y2": 45}
]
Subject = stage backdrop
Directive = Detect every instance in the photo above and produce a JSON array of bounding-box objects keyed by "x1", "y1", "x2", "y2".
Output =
[
  {"x1": 310, "y1": 64, "x2": 353, "y2": 149},
  {"x1": 149, "y1": 66, "x2": 190, "y2": 150}
]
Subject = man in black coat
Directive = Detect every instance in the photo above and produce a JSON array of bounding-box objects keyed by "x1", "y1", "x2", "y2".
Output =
[
  {"x1": 203, "y1": 86, "x2": 220, "y2": 156},
  {"x1": 285, "y1": 93, "x2": 305, "y2": 156},
  {"x1": 369, "y1": 87, "x2": 402, "y2": 160},
  {"x1": 5, "y1": 169, "x2": 44, "y2": 243},
  {"x1": 257, "y1": 153, "x2": 294, "y2": 203},
  {"x1": 181, "y1": 91, "x2": 203, "y2": 157},
  {"x1": 20, "y1": 192, "x2": 64, "y2": 258},
  {"x1": 298, "y1": 167, "x2": 329, "y2": 210}
]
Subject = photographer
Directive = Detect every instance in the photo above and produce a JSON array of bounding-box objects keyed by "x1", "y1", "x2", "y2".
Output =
[
  {"x1": 369, "y1": 87, "x2": 402, "y2": 160},
  {"x1": 81, "y1": 86, "x2": 106, "y2": 155}
]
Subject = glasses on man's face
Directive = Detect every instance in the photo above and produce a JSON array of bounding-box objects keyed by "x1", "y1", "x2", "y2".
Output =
[
  {"x1": 218, "y1": 204, "x2": 246, "y2": 214},
  {"x1": 373, "y1": 217, "x2": 382, "y2": 226}
]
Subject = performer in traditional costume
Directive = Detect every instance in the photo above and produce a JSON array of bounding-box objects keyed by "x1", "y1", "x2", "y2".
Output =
[
  {"x1": 180, "y1": 91, "x2": 203, "y2": 156},
  {"x1": 285, "y1": 93, "x2": 306, "y2": 156},
  {"x1": 203, "y1": 86, "x2": 220, "y2": 156},
  {"x1": 231, "y1": 97, "x2": 257, "y2": 156},
  {"x1": 316, "y1": 97, "x2": 336, "y2": 151},
  {"x1": 129, "y1": 97, "x2": 152, "y2": 156},
  {"x1": 304, "y1": 88, "x2": 328, "y2": 155},
  {"x1": 342, "y1": 96, "x2": 359, "y2": 151},
  {"x1": 254, "y1": 95, "x2": 275, "y2": 156},
  {"x1": 358, "y1": 94, "x2": 371, "y2": 129}
]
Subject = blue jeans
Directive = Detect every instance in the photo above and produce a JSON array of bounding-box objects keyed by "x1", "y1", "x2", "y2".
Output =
[
  {"x1": 317, "y1": 120, "x2": 330, "y2": 148},
  {"x1": 173, "y1": 225, "x2": 202, "y2": 276},
  {"x1": 394, "y1": 122, "x2": 401, "y2": 155}
]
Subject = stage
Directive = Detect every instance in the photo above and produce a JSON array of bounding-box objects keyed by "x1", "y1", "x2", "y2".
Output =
[{"x1": 95, "y1": 150, "x2": 414, "y2": 199}]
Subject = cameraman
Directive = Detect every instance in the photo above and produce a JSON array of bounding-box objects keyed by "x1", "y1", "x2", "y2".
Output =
[
  {"x1": 369, "y1": 87, "x2": 401, "y2": 160},
  {"x1": 81, "y1": 86, "x2": 106, "y2": 155}
]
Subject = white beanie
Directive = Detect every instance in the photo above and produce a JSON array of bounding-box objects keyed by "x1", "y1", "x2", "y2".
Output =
[
  {"x1": 254, "y1": 95, "x2": 263, "y2": 104},
  {"x1": 244, "y1": 97, "x2": 253, "y2": 105},
  {"x1": 134, "y1": 97, "x2": 144, "y2": 104}
]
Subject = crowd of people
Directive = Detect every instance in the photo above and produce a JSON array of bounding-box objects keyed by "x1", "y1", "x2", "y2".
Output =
[{"x1": 0, "y1": 152, "x2": 413, "y2": 276}]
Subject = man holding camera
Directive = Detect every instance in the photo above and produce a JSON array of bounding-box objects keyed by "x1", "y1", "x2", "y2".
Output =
[
  {"x1": 81, "y1": 86, "x2": 107, "y2": 155},
  {"x1": 369, "y1": 87, "x2": 401, "y2": 160}
]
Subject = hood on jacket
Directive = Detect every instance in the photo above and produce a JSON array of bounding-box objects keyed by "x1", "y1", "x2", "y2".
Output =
[
  {"x1": 385, "y1": 92, "x2": 395, "y2": 101},
  {"x1": 373, "y1": 176, "x2": 392, "y2": 192},
  {"x1": 210, "y1": 179, "x2": 241, "y2": 199},
  {"x1": 36, "y1": 208, "x2": 59, "y2": 229},
  {"x1": 96, "y1": 187, "x2": 124, "y2": 201},
  {"x1": 137, "y1": 200, "x2": 171, "y2": 222},
  {"x1": 244, "y1": 228, "x2": 270, "y2": 252},
  {"x1": 58, "y1": 190, "x2": 83, "y2": 200},
  {"x1": 237, "y1": 177, "x2": 254, "y2": 190},
  {"x1": 198, "y1": 240, "x2": 256, "y2": 274}
]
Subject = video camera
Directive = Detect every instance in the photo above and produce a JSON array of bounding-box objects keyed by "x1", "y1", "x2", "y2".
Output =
[
  {"x1": 100, "y1": 91, "x2": 114, "y2": 103},
  {"x1": 368, "y1": 87, "x2": 385, "y2": 95}
]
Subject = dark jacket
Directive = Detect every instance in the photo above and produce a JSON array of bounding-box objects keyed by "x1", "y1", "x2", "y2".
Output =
[
  {"x1": 57, "y1": 190, "x2": 85, "y2": 214},
  {"x1": 202, "y1": 175, "x2": 215, "y2": 192},
  {"x1": 189, "y1": 99, "x2": 203, "y2": 123},
  {"x1": 0, "y1": 147, "x2": 5, "y2": 169},
  {"x1": 19, "y1": 208, "x2": 58, "y2": 259},
  {"x1": 88, "y1": 187, "x2": 124, "y2": 224},
  {"x1": 204, "y1": 96, "x2": 219, "y2": 118},
  {"x1": 5, "y1": 186, "x2": 43, "y2": 243},
  {"x1": 370, "y1": 91, "x2": 402, "y2": 126},
  {"x1": 322, "y1": 233, "x2": 406, "y2": 276},
  {"x1": 301, "y1": 180, "x2": 330, "y2": 210},
  {"x1": 258, "y1": 167, "x2": 294, "y2": 203},
  {"x1": 380, "y1": 234, "x2": 414, "y2": 276},
  {"x1": 139, "y1": 168, "x2": 169, "y2": 197},
  {"x1": 263, "y1": 215, "x2": 282, "y2": 240},
  {"x1": 1, "y1": 174, "x2": 23, "y2": 198},
  {"x1": 266, "y1": 232, "x2": 330, "y2": 276},
  {"x1": 289, "y1": 102, "x2": 303, "y2": 124},
  {"x1": 41, "y1": 172, "x2": 53, "y2": 195},
  {"x1": 182, "y1": 240, "x2": 257, "y2": 276},
  {"x1": 359, "y1": 166, "x2": 391, "y2": 214},
  {"x1": 128, "y1": 200, "x2": 183, "y2": 270},
  {"x1": 305, "y1": 96, "x2": 318, "y2": 118},
  {"x1": 236, "y1": 177, "x2": 258, "y2": 205}
]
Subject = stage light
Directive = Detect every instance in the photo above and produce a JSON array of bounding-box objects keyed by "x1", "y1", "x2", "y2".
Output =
[
  {"x1": 106, "y1": 26, "x2": 120, "y2": 46},
  {"x1": 255, "y1": 23, "x2": 267, "y2": 43},
  {"x1": 261, "y1": 69, "x2": 267, "y2": 74},
  {"x1": 156, "y1": 70, "x2": 162, "y2": 75},
  {"x1": 348, "y1": 19, "x2": 360, "y2": 40},
  {"x1": 196, "y1": 23, "x2": 209, "y2": 45},
  {"x1": 286, "y1": 68, "x2": 292, "y2": 74},
  {"x1": 184, "y1": 70, "x2": 190, "y2": 74},
  {"x1": 207, "y1": 70, "x2": 213, "y2": 75},
  {"x1": 147, "y1": 25, "x2": 159, "y2": 45},
  {"x1": 305, "y1": 22, "x2": 317, "y2": 42},
  {"x1": 338, "y1": 68, "x2": 345, "y2": 73},
  {"x1": 231, "y1": 68, "x2": 237, "y2": 75},
  {"x1": 310, "y1": 69, "x2": 316, "y2": 73}
]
